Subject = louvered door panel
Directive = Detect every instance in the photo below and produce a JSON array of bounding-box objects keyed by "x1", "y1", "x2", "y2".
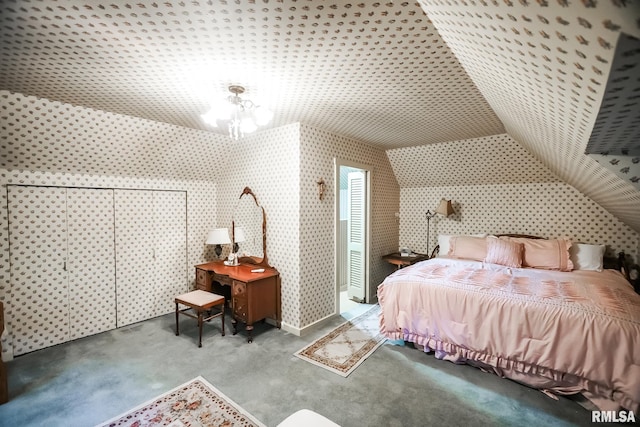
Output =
[{"x1": 347, "y1": 171, "x2": 366, "y2": 302}]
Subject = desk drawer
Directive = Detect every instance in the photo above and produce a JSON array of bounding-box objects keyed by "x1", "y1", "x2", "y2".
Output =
[
  {"x1": 196, "y1": 269, "x2": 211, "y2": 291},
  {"x1": 213, "y1": 273, "x2": 232, "y2": 286},
  {"x1": 232, "y1": 280, "x2": 246, "y2": 296},
  {"x1": 233, "y1": 297, "x2": 247, "y2": 322}
]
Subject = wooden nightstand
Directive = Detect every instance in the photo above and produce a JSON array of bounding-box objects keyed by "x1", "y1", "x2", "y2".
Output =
[{"x1": 383, "y1": 252, "x2": 430, "y2": 269}]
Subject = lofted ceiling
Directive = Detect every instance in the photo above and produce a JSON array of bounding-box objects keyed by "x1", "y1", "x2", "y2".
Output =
[{"x1": 0, "y1": 0, "x2": 639, "y2": 231}]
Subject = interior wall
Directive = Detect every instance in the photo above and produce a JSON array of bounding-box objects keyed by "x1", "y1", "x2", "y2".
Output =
[
  {"x1": 400, "y1": 184, "x2": 639, "y2": 263},
  {"x1": 390, "y1": 134, "x2": 640, "y2": 263},
  {"x1": 298, "y1": 125, "x2": 399, "y2": 329},
  {"x1": 0, "y1": 168, "x2": 217, "y2": 361},
  {"x1": 215, "y1": 123, "x2": 302, "y2": 331}
]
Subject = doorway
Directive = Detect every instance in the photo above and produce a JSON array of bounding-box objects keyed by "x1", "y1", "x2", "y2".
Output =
[{"x1": 335, "y1": 159, "x2": 371, "y2": 316}]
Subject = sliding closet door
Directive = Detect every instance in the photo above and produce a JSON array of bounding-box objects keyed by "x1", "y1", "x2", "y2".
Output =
[
  {"x1": 67, "y1": 188, "x2": 116, "y2": 339},
  {"x1": 115, "y1": 190, "x2": 156, "y2": 326},
  {"x1": 153, "y1": 191, "x2": 188, "y2": 314},
  {"x1": 115, "y1": 189, "x2": 187, "y2": 326},
  {"x1": 8, "y1": 186, "x2": 69, "y2": 355}
]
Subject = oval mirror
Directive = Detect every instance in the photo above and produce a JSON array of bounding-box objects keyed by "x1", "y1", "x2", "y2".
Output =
[{"x1": 232, "y1": 187, "x2": 268, "y2": 267}]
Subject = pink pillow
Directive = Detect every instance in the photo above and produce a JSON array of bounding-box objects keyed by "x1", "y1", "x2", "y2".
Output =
[
  {"x1": 448, "y1": 236, "x2": 487, "y2": 262},
  {"x1": 501, "y1": 237, "x2": 573, "y2": 271},
  {"x1": 485, "y1": 238, "x2": 524, "y2": 268}
]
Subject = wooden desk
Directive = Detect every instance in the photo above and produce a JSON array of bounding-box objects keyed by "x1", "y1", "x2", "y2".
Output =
[
  {"x1": 195, "y1": 261, "x2": 280, "y2": 343},
  {"x1": 382, "y1": 252, "x2": 430, "y2": 269}
]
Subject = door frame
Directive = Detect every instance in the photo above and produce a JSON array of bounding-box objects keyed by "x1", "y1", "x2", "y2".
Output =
[{"x1": 334, "y1": 158, "x2": 372, "y2": 314}]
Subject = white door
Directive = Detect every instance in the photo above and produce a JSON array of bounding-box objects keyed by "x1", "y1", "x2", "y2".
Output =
[
  {"x1": 153, "y1": 190, "x2": 188, "y2": 315},
  {"x1": 8, "y1": 186, "x2": 69, "y2": 355},
  {"x1": 347, "y1": 171, "x2": 366, "y2": 302},
  {"x1": 114, "y1": 189, "x2": 187, "y2": 326},
  {"x1": 67, "y1": 188, "x2": 116, "y2": 339},
  {"x1": 115, "y1": 189, "x2": 156, "y2": 326}
]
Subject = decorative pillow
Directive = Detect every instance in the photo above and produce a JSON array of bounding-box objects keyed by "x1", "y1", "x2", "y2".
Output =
[
  {"x1": 438, "y1": 233, "x2": 486, "y2": 257},
  {"x1": 501, "y1": 237, "x2": 573, "y2": 271},
  {"x1": 448, "y1": 236, "x2": 487, "y2": 262},
  {"x1": 570, "y1": 243, "x2": 606, "y2": 271},
  {"x1": 484, "y1": 238, "x2": 524, "y2": 268}
]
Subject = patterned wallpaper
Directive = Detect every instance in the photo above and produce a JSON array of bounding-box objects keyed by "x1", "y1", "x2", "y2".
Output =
[
  {"x1": 298, "y1": 125, "x2": 399, "y2": 327},
  {"x1": 0, "y1": 168, "x2": 217, "y2": 360},
  {"x1": 0, "y1": 91, "x2": 229, "y2": 181},
  {"x1": 586, "y1": 32, "x2": 640, "y2": 187},
  {"x1": 418, "y1": 0, "x2": 640, "y2": 232},
  {"x1": 215, "y1": 123, "x2": 399, "y2": 332},
  {"x1": 388, "y1": 133, "x2": 560, "y2": 187},
  {"x1": 394, "y1": 136, "x2": 640, "y2": 263},
  {"x1": 1, "y1": 90, "x2": 637, "y2": 357},
  {"x1": 215, "y1": 123, "x2": 302, "y2": 330}
]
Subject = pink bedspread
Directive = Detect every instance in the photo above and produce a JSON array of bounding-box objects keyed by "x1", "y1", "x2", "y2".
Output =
[{"x1": 378, "y1": 257, "x2": 640, "y2": 411}]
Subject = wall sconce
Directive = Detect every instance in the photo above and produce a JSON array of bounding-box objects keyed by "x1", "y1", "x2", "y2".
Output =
[
  {"x1": 425, "y1": 199, "x2": 454, "y2": 257},
  {"x1": 317, "y1": 178, "x2": 326, "y2": 200}
]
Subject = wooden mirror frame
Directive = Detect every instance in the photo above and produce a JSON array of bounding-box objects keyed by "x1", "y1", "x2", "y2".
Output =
[{"x1": 232, "y1": 187, "x2": 269, "y2": 267}]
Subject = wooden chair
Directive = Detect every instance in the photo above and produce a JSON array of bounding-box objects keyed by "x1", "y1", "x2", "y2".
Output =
[{"x1": 175, "y1": 290, "x2": 225, "y2": 347}]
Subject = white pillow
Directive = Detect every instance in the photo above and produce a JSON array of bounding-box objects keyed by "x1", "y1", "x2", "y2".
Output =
[
  {"x1": 437, "y1": 234, "x2": 454, "y2": 256},
  {"x1": 437, "y1": 234, "x2": 486, "y2": 257},
  {"x1": 570, "y1": 243, "x2": 605, "y2": 271}
]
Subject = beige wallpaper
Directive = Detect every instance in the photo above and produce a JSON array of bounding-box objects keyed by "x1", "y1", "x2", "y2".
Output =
[
  {"x1": 0, "y1": 169, "x2": 217, "y2": 361},
  {"x1": 298, "y1": 125, "x2": 399, "y2": 327},
  {"x1": 394, "y1": 136, "x2": 640, "y2": 263},
  {"x1": 2, "y1": 91, "x2": 636, "y2": 359},
  {"x1": 215, "y1": 123, "x2": 302, "y2": 330},
  {"x1": 215, "y1": 123, "x2": 399, "y2": 332},
  {"x1": 419, "y1": 0, "x2": 640, "y2": 232}
]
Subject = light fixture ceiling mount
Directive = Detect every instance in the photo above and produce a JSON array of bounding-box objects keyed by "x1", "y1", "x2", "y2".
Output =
[{"x1": 201, "y1": 84, "x2": 273, "y2": 141}]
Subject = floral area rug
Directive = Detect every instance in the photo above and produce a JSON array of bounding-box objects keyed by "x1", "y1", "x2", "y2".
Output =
[
  {"x1": 294, "y1": 304, "x2": 386, "y2": 377},
  {"x1": 96, "y1": 376, "x2": 265, "y2": 427}
]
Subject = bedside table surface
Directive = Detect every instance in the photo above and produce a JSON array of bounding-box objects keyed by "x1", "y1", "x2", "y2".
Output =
[{"x1": 383, "y1": 252, "x2": 430, "y2": 267}]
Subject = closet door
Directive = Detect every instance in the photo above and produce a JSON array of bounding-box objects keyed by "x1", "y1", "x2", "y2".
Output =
[
  {"x1": 114, "y1": 190, "x2": 156, "y2": 326},
  {"x1": 67, "y1": 188, "x2": 116, "y2": 339},
  {"x1": 152, "y1": 191, "x2": 188, "y2": 316},
  {"x1": 8, "y1": 186, "x2": 69, "y2": 355}
]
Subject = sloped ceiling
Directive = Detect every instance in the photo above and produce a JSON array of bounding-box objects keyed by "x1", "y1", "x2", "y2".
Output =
[
  {"x1": 417, "y1": 0, "x2": 640, "y2": 232},
  {"x1": 0, "y1": 1, "x2": 639, "y2": 231}
]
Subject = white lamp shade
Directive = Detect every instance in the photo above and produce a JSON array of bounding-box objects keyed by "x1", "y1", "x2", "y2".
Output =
[
  {"x1": 234, "y1": 227, "x2": 246, "y2": 243},
  {"x1": 206, "y1": 228, "x2": 231, "y2": 245}
]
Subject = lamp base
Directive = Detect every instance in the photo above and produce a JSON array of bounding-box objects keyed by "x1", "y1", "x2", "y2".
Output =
[{"x1": 214, "y1": 244, "x2": 223, "y2": 259}]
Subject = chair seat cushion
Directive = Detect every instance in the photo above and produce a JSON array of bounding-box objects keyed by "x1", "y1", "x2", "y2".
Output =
[{"x1": 175, "y1": 290, "x2": 224, "y2": 308}]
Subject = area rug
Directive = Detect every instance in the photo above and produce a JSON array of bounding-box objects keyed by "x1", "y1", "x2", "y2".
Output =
[
  {"x1": 96, "y1": 376, "x2": 265, "y2": 427},
  {"x1": 294, "y1": 304, "x2": 386, "y2": 377}
]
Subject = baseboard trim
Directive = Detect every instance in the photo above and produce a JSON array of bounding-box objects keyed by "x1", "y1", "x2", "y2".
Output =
[{"x1": 280, "y1": 312, "x2": 339, "y2": 337}]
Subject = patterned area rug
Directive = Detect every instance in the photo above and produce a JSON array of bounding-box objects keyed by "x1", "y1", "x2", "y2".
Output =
[
  {"x1": 96, "y1": 376, "x2": 265, "y2": 427},
  {"x1": 294, "y1": 304, "x2": 386, "y2": 377}
]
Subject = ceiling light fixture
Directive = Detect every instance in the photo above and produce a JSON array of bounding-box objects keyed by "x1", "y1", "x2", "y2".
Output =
[{"x1": 201, "y1": 85, "x2": 273, "y2": 140}]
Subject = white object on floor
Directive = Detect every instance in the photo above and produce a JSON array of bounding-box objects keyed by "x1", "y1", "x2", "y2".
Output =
[{"x1": 277, "y1": 409, "x2": 341, "y2": 427}]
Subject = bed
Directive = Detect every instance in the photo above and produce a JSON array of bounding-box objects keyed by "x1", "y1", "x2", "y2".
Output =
[{"x1": 378, "y1": 234, "x2": 640, "y2": 412}]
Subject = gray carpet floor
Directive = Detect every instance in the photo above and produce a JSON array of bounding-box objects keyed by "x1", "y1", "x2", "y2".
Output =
[{"x1": 0, "y1": 305, "x2": 607, "y2": 426}]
